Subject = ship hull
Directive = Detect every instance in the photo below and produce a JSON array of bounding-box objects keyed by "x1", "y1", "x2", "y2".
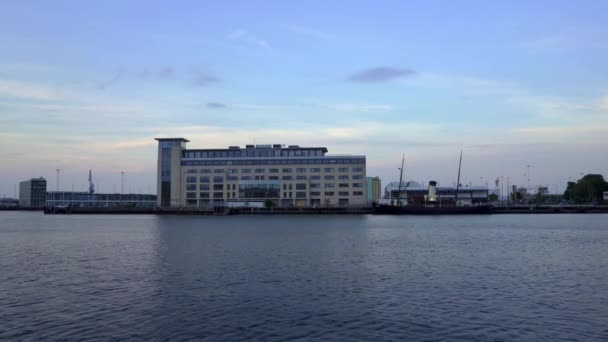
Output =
[{"x1": 373, "y1": 204, "x2": 491, "y2": 215}]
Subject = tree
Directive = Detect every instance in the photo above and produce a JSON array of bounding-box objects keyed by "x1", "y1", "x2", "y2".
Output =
[
  {"x1": 563, "y1": 174, "x2": 608, "y2": 203},
  {"x1": 488, "y1": 193, "x2": 498, "y2": 202},
  {"x1": 264, "y1": 199, "x2": 275, "y2": 209}
]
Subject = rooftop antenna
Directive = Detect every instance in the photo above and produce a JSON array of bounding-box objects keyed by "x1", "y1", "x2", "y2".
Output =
[
  {"x1": 121, "y1": 171, "x2": 125, "y2": 194},
  {"x1": 88, "y1": 169, "x2": 95, "y2": 194},
  {"x1": 56, "y1": 169, "x2": 60, "y2": 191}
]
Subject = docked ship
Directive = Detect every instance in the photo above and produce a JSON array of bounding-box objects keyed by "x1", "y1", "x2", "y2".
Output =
[{"x1": 373, "y1": 152, "x2": 492, "y2": 215}]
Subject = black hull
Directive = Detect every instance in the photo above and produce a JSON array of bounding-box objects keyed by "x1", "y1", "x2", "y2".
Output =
[{"x1": 373, "y1": 204, "x2": 491, "y2": 215}]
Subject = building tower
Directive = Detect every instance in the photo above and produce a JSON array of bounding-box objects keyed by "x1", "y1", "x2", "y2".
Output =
[{"x1": 155, "y1": 138, "x2": 189, "y2": 207}]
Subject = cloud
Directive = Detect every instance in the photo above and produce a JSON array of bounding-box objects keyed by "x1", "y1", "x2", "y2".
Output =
[
  {"x1": 285, "y1": 25, "x2": 340, "y2": 41},
  {"x1": 322, "y1": 103, "x2": 393, "y2": 113},
  {"x1": 0, "y1": 79, "x2": 62, "y2": 101},
  {"x1": 206, "y1": 102, "x2": 227, "y2": 109},
  {"x1": 158, "y1": 66, "x2": 174, "y2": 79},
  {"x1": 190, "y1": 72, "x2": 219, "y2": 87},
  {"x1": 348, "y1": 67, "x2": 416, "y2": 83},
  {"x1": 227, "y1": 29, "x2": 270, "y2": 49}
]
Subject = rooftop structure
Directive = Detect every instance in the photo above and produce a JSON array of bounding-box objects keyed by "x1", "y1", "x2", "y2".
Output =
[{"x1": 19, "y1": 177, "x2": 47, "y2": 208}]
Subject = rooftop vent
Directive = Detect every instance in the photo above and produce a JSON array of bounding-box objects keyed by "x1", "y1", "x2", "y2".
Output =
[
  {"x1": 256, "y1": 144, "x2": 271, "y2": 148},
  {"x1": 228, "y1": 146, "x2": 240, "y2": 150},
  {"x1": 245, "y1": 144, "x2": 254, "y2": 149},
  {"x1": 273, "y1": 144, "x2": 282, "y2": 148},
  {"x1": 288, "y1": 145, "x2": 299, "y2": 148}
]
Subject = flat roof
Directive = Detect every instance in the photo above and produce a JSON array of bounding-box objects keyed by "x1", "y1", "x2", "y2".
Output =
[
  {"x1": 155, "y1": 137, "x2": 190, "y2": 142},
  {"x1": 186, "y1": 146, "x2": 329, "y2": 153}
]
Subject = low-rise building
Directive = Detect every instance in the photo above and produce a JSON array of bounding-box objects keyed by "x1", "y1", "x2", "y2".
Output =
[
  {"x1": 382, "y1": 181, "x2": 489, "y2": 206},
  {"x1": 0, "y1": 198, "x2": 19, "y2": 208},
  {"x1": 19, "y1": 177, "x2": 47, "y2": 208},
  {"x1": 46, "y1": 192, "x2": 157, "y2": 208},
  {"x1": 366, "y1": 176, "x2": 381, "y2": 204}
]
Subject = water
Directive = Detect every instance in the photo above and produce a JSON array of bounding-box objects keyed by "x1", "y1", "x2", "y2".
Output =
[{"x1": 1, "y1": 212, "x2": 607, "y2": 341}]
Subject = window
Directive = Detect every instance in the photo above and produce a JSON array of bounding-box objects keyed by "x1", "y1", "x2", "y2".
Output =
[
  {"x1": 200, "y1": 184, "x2": 210, "y2": 191},
  {"x1": 200, "y1": 169, "x2": 211, "y2": 173},
  {"x1": 214, "y1": 169, "x2": 225, "y2": 173},
  {"x1": 339, "y1": 199, "x2": 349, "y2": 205},
  {"x1": 241, "y1": 176, "x2": 252, "y2": 180},
  {"x1": 282, "y1": 176, "x2": 292, "y2": 180},
  {"x1": 228, "y1": 169, "x2": 238, "y2": 174},
  {"x1": 186, "y1": 169, "x2": 198, "y2": 174},
  {"x1": 324, "y1": 175, "x2": 335, "y2": 180},
  {"x1": 186, "y1": 192, "x2": 196, "y2": 199},
  {"x1": 296, "y1": 192, "x2": 306, "y2": 198},
  {"x1": 338, "y1": 175, "x2": 349, "y2": 180},
  {"x1": 296, "y1": 168, "x2": 306, "y2": 173},
  {"x1": 352, "y1": 175, "x2": 364, "y2": 180},
  {"x1": 269, "y1": 168, "x2": 279, "y2": 173},
  {"x1": 214, "y1": 184, "x2": 224, "y2": 190},
  {"x1": 324, "y1": 168, "x2": 334, "y2": 172},
  {"x1": 255, "y1": 168, "x2": 265, "y2": 173},
  {"x1": 186, "y1": 176, "x2": 197, "y2": 183},
  {"x1": 200, "y1": 176, "x2": 210, "y2": 183},
  {"x1": 296, "y1": 183, "x2": 306, "y2": 190},
  {"x1": 255, "y1": 175, "x2": 265, "y2": 180},
  {"x1": 282, "y1": 168, "x2": 292, "y2": 173},
  {"x1": 324, "y1": 183, "x2": 335, "y2": 188},
  {"x1": 242, "y1": 169, "x2": 252, "y2": 173},
  {"x1": 213, "y1": 176, "x2": 224, "y2": 182},
  {"x1": 353, "y1": 191, "x2": 364, "y2": 196},
  {"x1": 339, "y1": 183, "x2": 349, "y2": 188},
  {"x1": 310, "y1": 191, "x2": 321, "y2": 196},
  {"x1": 352, "y1": 167, "x2": 364, "y2": 172},
  {"x1": 296, "y1": 175, "x2": 307, "y2": 180},
  {"x1": 200, "y1": 192, "x2": 210, "y2": 198},
  {"x1": 352, "y1": 183, "x2": 363, "y2": 188},
  {"x1": 310, "y1": 168, "x2": 320, "y2": 172},
  {"x1": 269, "y1": 176, "x2": 279, "y2": 180},
  {"x1": 339, "y1": 191, "x2": 349, "y2": 196},
  {"x1": 228, "y1": 176, "x2": 238, "y2": 181},
  {"x1": 213, "y1": 192, "x2": 223, "y2": 199},
  {"x1": 187, "y1": 184, "x2": 196, "y2": 191},
  {"x1": 310, "y1": 175, "x2": 321, "y2": 180},
  {"x1": 324, "y1": 192, "x2": 335, "y2": 196},
  {"x1": 338, "y1": 168, "x2": 349, "y2": 172},
  {"x1": 310, "y1": 183, "x2": 320, "y2": 189}
]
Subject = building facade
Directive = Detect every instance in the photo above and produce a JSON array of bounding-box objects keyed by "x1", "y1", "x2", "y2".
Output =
[
  {"x1": 19, "y1": 177, "x2": 47, "y2": 208},
  {"x1": 366, "y1": 176, "x2": 381, "y2": 204},
  {"x1": 156, "y1": 138, "x2": 367, "y2": 208},
  {"x1": 46, "y1": 192, "x2": 157, "y2": 208},
  {"x1": 382, "y1": 181, "x2": 489, "y2": 206}
]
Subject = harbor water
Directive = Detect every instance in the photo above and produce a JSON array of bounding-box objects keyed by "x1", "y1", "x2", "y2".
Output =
[{"x1": 1, "y1": 212, "x2": 607, "y2": 341}]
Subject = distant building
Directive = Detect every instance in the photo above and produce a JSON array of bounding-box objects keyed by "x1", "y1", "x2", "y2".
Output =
[
  {"x1": 155, "y1": 138, "x2": 367, "y2": 208},
  {"x1": 604, "y1": 191, "x2": 608, "y2": 202},
  {"x1": 382, "y1": 181, "x2": 489, "y2": 206},
  {"x1": 19, "y1": 177, "x2": 47, "y2": 208},
  {"x1": 46, "y1": 192, "x2": 157, "y2": 208},
  {"x1": 0, "y1": 198, "x2": 19, "y2": 208},
  {"x1": 366, "y1": 176, "x2": 381, "y2": 204}
]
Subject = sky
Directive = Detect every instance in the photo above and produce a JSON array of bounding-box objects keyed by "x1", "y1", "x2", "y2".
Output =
[{"x1": 1, "y1": 0, "x2": 607, "y2": 197}]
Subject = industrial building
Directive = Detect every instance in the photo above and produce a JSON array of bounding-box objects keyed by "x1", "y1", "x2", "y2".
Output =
[
  {"x1": 19, "y1": 177, "x2": 47, "y2": 208},
  {"x1": 156, "y1": 138, "x2": 367, "y2": 208},
  {"x1": 0, "y1": 198, "x2": 19, "y2": 208},
  {"x1": 382, "y1": 181, "x2": 489, "y2": 206},
  {"x1": 366, "y1": 176, "x2": 381, "y2": 204}
]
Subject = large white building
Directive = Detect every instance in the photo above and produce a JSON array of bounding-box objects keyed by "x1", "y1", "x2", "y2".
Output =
[{"x1": 156, "y1": 138, "x2": 367, "y2": 208}]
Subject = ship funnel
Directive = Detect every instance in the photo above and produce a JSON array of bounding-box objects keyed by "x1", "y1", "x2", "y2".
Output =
[{"x1": 428, "y1": 181, "x2": 438, "y2": 202}]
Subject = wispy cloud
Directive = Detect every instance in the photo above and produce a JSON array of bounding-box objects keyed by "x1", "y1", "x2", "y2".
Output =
[
  {"x1": 348, "y1": 67, "x2": 416, "y2": 83},
  {"x1": 206, "y1": 102, "x2": 227, "y2": 109},
  {"x1": 0, "y1": 79, "x2": 62, "y2": 101},
  {"x1": 190, "y1": 71, "x2": 220, "y2": 87},
  {"x1": 98, "y1": 67, "x2": 127, "y2": 90},
  {"x1": 285, "y1": 25, "x2": 341, "y2": 41},
  {"x1": 227, "y1": 29, "x2": 270, "y2": 49}
]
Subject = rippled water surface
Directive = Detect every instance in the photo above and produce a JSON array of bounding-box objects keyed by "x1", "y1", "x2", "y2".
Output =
[{"x1": 1, "y1": 212, "x2": 607, "y2": 341}]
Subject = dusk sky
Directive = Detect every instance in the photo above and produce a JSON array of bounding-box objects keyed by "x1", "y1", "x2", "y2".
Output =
[{"x1": 1, "y1": 0, "x2": 607, "y2": 197}]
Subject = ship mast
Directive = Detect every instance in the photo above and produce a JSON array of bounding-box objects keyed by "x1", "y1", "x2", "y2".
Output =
[
  {"x1": 397, "y1": 154, "x2": 405, "y2": 206},
  {"x1": 455, "y1": 150, "x2": 462, "y2": 206}
]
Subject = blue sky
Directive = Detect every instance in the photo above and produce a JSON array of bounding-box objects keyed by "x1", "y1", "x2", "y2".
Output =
[{"x1": 1, "y1": 0, "x2": 607, "y2": 196}]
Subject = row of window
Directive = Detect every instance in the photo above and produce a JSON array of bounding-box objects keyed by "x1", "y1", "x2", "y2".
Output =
[
  {"x1": 183, "y1": 149, "x2": 325, "y2": 159},
  {"x1": 186, "y1": 191, "x2": 365, "y2": 198},
  {"x1": 186, "y1": 175, "x2": 364, "y2": 183},
  {"x1": 187, "y1": 183, "x2": 363, "y2": 190},
  {"x1": 181, "y1": 158, "x2": 365, "y2": 166},
  {"x1": 185, "y1": 167, "x2": 364, "y2": 174}
]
